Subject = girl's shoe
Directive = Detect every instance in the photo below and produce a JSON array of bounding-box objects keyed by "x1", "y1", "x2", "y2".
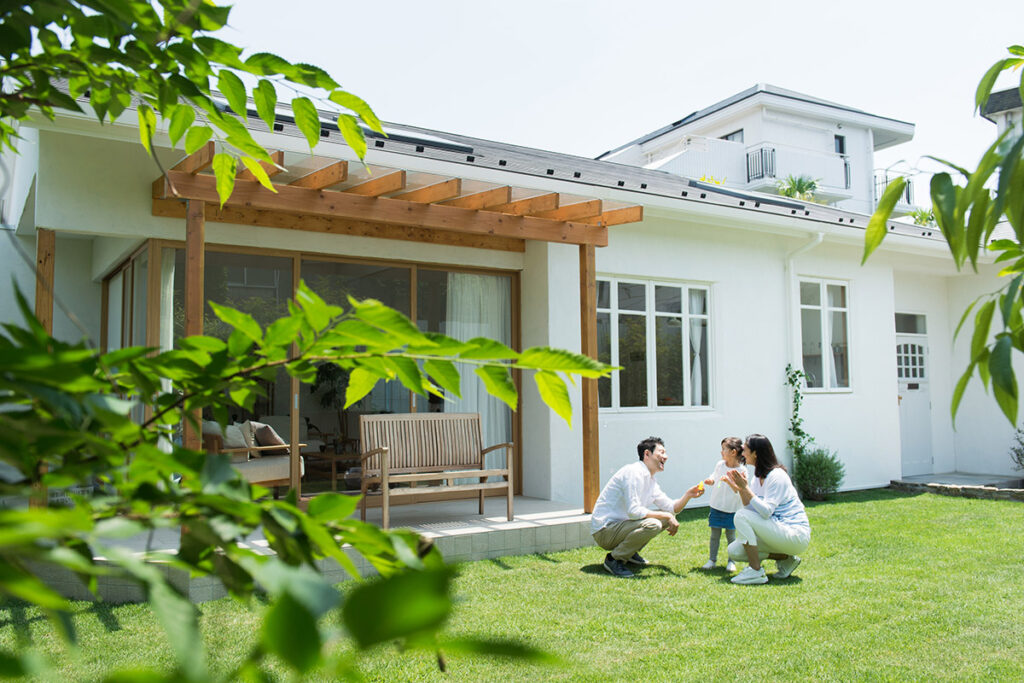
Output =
[
  {"x1": 701, "y1": 560, "x2": 716, "y2": 570},
  {"x1": 725, "y1": 561, "x2": 737, "y2": 572}
]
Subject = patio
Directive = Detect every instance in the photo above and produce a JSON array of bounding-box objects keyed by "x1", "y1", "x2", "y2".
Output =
[{"x1": 35, "y1": 495, "x2": 595, "y2": 604}]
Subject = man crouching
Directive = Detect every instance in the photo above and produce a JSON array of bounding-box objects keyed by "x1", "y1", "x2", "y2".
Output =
[{"x1": 591, "y1": 436, "x2": 705, "y2": 578}]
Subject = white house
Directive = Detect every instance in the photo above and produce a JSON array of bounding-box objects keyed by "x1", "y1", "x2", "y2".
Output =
[
  {"x1": 983, "y1": 87, "x2": 1023, "y2": 140},
  {"x1": 0, "y1": 86, "x2": 1018, "y2": 515},
  {"x1": 598, "y1": 84, "x2": 916, "y2": 216}
]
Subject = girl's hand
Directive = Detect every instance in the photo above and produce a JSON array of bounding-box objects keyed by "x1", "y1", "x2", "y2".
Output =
[{"x1": 703, "y1": 477, "x2": 715, "y2": 486}]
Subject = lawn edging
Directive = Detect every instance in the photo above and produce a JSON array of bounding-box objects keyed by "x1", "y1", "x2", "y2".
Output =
[{"x1": 890, "y1": 480, "x2": 1024, "y2": 502}]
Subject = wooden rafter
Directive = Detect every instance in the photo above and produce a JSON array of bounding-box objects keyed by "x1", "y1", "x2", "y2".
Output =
[
  {"x1": 580, "y1": 205, "x2": 644, "y2": 227},
  {"x1": 344, "y1": 170, "x2": 407, "y2": 197},
  {"x1": 155, "y1": 171, "x2": 608, "y2": 246},
  {"x1": 488, "y1": 193, "x2": 559, "y2": 216},
  {"x1": 536, "y1": 199, "x2": 603, "y2": 222},
  {"x1": 440, "y1": 186, "x2": 511, "y2": 210},
  {"x1": 392, "y1": 178, "x2": 462, "y2": 204},
  {"x1": 172, "y1": 141, "x2": 215, "y2": 174},
  {"x1": 237, "y1": 150, "x2": 285, "y2": 182},
  {"x1": 152, "y1": 198, "x2": 527, "y2": 252},
  {"x1": 289, "y1": 160, "x2": 349, "y2": 189}
]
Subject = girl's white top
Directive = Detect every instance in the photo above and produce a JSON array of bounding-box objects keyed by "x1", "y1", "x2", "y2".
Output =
[{"x1": 706, "y1": 460, "x2": 746, "y2": 513}]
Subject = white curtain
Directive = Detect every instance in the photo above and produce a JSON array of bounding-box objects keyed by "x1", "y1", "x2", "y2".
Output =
[
  {"x1": 688, "y1": 290, "x2": 705, "y2": 406},
  {"x1": 446, "y1": 272, "x2": 511, "y2": 478},
  {"x1": 826, "y1": 287, "x2": 840, "y2": 388},
  {"x1": 159, "y1": 248, "x2": 177, "y2": 453}
]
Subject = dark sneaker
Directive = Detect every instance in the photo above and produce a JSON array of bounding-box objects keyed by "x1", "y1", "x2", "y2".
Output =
[
  {"x1": 603, "y1": 553, "x2": 635, "y2": 578},
  {"x1": 625, "y1": 552, "x2": 649, "y2": 566}
]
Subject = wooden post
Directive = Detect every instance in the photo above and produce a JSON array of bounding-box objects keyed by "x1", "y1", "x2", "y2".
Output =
[
  {"x1": 34, "y1": 228, "x2": 55, "y2": 334},
  {"x1": 579, "y1": 244, "x2": 600, "y2": 513},
  {"x1": 290, "y1": 255, "x2": 302, "y2": 497},
  {"x1": 183, "y1": 200, "x2": 205, "y2": 451},
  {"x1": 30, "y1": 229, "x2": 55, "y2": 508}
]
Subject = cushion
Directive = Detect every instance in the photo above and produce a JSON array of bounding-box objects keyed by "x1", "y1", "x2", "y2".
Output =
[
  {"x1": 223, "y1": 423, "x2": 248, "y2": 449},
  {"x1": 251, "y1": 421, "x2": 289, "y2": 456},
  {"x1": 201, "y1": 420, "x2": 223, "y2": 437}
]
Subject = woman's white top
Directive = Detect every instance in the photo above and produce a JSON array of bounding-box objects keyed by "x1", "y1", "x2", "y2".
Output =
[
  {"x1": 747, "y1": 468, "x2": 810, "y2": 528},
  {"x1": 706, "y1": 460, "x2": 746, "y2": 513}
]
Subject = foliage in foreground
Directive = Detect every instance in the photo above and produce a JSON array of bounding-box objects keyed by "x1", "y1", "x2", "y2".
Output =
[
  {"x1": 0, "y1": 0, "x2": 382, "y2": 205},
  {"x1": 0, "y1": 282, "x2": 612, "y2": 680},
  {"x1": 864, "y1": 43, "x2": 1024, "y2": 425}
]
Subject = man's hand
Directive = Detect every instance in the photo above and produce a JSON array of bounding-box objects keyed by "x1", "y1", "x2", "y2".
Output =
[
  {"x1": 665, "y1": 515, "x2": 680, "y2": 536},
  {"x1": 686, "y1": 483, "x2": 706, "y2": 498}
]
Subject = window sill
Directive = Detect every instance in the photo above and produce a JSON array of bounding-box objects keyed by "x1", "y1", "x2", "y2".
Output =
[
  {"x1": 599, "y1": 406, "x2": 716, "y2": 414},
  {"x1": 803, "y1": 388, "x2": 853, "y2": 395}
]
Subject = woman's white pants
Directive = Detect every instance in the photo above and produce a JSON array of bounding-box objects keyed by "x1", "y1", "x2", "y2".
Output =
[{"x1": 727, "y1": 508, "x2": 810, "y2": 561}]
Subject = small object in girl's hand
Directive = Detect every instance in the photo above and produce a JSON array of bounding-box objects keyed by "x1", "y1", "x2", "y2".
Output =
[{"x1": 697, "y1": 482, "x2": 705, "y2": 492}]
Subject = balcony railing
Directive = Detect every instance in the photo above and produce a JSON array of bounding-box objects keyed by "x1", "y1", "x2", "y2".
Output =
[
  {"x1": 747, "y1": 146, "x2": 776, "y2": 182},
  {"x1": 874, "y1": 174, "x2": 914, "y2": 206}
]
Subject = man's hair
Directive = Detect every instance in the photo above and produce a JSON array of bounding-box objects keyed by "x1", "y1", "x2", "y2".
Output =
[{"x1": 637, "y1": 436, "x2": 664, "y2": 461}]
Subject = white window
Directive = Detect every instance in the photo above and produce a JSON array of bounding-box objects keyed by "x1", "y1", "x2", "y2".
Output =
[
  {"x1": 799, "y1": 278, "x2": 850, "y2": 390},
  {"x1": 597, "y1": 278, "x2": 711, "y2": 409}
]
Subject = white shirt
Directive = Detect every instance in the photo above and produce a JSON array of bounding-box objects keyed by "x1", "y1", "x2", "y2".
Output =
[
  {"x1": 706, "y1": 460, "x2": 747, "y2": 513},
  {"x1": 747, "y1": 468, "x2": 810, "y2": 528},
  {"x1": 590, "y1": 461, "x2": 674, "y2": 534}
]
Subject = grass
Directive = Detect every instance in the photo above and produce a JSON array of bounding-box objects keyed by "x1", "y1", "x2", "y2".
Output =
[{"x1": 2, "y1": 489, "x2": 1023, "y2": 681}]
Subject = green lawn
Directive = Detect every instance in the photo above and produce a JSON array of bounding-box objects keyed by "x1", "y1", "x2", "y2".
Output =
[{"x1": 3, "y1": 489, "x2": 1023, "y2": 681}]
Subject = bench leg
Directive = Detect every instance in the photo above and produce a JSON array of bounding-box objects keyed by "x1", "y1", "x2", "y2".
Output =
[
  {"x1": 479, "y1": 489, "x2": 485, "y2": 515},
  {"x1": 360, "y1": 483, "x2": 367, "y2": 522},
  {"x1": 507, "y1": 482, "x2": 514, "y2": 521},
  {"x1": 382, "y1": 489, "x2": 389, "y2": 530}
]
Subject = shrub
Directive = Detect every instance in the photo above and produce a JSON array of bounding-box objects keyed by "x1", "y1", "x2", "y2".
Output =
[
  {"x1": 1010, "y1": 425, "x2": 1024, "y2": 471},
  {"x1": 793, "y1": 447, "x2": 845, "y2": 501}
]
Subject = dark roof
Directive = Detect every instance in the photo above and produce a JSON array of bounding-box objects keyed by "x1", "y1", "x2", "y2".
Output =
[
  {"x1": 982, "y1": 87, "x2": 1023, "y2": 121},
  {"x1": 597, "y1": 84, "x2": 913, "y2": 160}
]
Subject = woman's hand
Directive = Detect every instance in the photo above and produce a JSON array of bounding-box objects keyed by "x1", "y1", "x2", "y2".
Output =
[{"x1": 724, "y1": 468, "x2": 748, "y2": 492}]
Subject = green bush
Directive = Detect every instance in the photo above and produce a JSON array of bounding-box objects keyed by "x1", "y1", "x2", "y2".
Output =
[{"x1": 793, "y1": 447, "x2": 845, "y2": 501}]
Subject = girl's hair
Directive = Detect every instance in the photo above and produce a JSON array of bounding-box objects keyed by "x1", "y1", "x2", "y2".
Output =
[
  {"x1": 745, "y1": 433, "x2": 785, "y2": 479},
  {"x1": 721, "y1": 437, "x2": 744, "y2": 463}
]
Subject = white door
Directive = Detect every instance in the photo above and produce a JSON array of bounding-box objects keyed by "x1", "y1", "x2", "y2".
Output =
[{"x1": 897, "y1": 334, "x2": 932, "y2": 476}]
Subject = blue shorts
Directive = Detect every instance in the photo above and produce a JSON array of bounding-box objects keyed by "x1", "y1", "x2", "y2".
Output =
[{"x1": 708, "y1": 508, "x2": 735, "y2": 530}]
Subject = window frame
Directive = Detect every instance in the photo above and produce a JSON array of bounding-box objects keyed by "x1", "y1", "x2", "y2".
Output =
[
  {"x1": 597, "y1": 276, "x2": 713, "y2": 411},
  {"x1": 798, "y1": 276, "x2": 852, "y2": 393},
  {"x1": 720, "y1": 129, "x2": 744, "y2": 143}
]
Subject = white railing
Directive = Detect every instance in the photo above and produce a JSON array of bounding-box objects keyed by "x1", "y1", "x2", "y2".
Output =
[{"x1": 643, "y1": 135, "x2": 746, "y2": 186}]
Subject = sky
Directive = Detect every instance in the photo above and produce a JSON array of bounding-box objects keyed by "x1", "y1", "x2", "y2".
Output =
[{"x1": 225, "y1": 0, "x2": 1024, "y2": 202}]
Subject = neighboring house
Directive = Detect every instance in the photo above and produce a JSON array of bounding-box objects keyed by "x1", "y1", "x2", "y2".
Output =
[
  {"x1": 598, "y1": 84, "x2": 916, "y2": 216},
  {"x1": 983, "y1": 87, "x2": 1023, "y2": 141},
  {"x1": 0, "y1": 88, "x2": 1018, "y2": 517}
]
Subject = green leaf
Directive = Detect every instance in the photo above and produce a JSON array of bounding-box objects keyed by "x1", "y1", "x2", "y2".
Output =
[
  {"x1": 336, "y1": 114, "x2": 367, "y2": 159},
  {"x1": 424, "y1": 359, "x2": 461, "y2": 399},
  {"x1": 517, "y1": 346, "x2": 610, "y2": 378},
  {"x1": 307, "y1": 493, "x2": 359, "y2": 521},
  {"x1": 211, "y1": 152, "x2": 237, "y2": 207},
  {"x1": 474, "y1": 365, "x2": 518, "y2": 410},
  {"x1": 240, "y1": 156, "x2": 277, "y2": 192},
  {"x1": 261, "y1": 593, "x2": 322, "y2": 673},
  {"x1": 137, "y1": 104, "x2": 157, "y2": 156},
  {"x1": 167, "y1": 104, "x2": 195, "y2": 147},
  {"x1": 534, "y1": 370, "x2": 571, "y2": 426},
  {"x1": 460, "y1": 338, "x2": 519, "y2": 360},
  {"x1": 385, "y1": 356, "x2": 426, "y2": 395},
  {"x1": 931, "y1": 173, "x2": 962, "y2": 264},
  {"x1": 1001, "y1": 275, "x2": 1023, "y2": 327},
  {"x1": 990, "y1": 335, "x2": 1018, "y2": 423},
  {"x1": 254, "y1": 79, "x2": 278, "y2": 131},
  {"x1": 342, "y1": 568, "x2": 453, "y2": 649},
  {"x1": 953, "y1": 298, "x2": 980, "y2": 340},
  {"x1": 292, "y1": 97, "x2": 321, "y2": 151},
  {"x1": 862, "y1": 176, "x2": 905, "y2": 264},
  {"x1": 328, "y1": 90, "x2": 383, "y2": 133},
  {"x1": 184, "y1": 125, "x2": 213, "y2": 155},
  {"x1": 217, "y1": 70, "x2": 248, "y2": 118},
  {"x1": 976, "y1": 59, "x2": 1009, "y2": 113},
  {"x1": 351, "y1": 298, "x2": 428, "y2": 345},
  {"x1": 209, "y1": 302, "x2": 263, "y2": 344},
  {"x1": 971, "y1": 300, "x2": 996, "y2": 361},
  {"x1": 264, "y1": 315, "x2": 303, "y2": 350},
  {"x1": 344, "y1": 367, "x2": 381, "y2": 408}
]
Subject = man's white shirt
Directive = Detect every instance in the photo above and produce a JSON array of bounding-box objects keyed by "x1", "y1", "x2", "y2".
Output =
[{"x1": 590, "y1": 461, "x2": 674, "y2": 534}]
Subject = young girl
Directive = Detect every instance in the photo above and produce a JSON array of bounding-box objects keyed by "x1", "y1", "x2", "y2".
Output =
[{"x1": 701, "y1": 437, "x2": 746, "y2": 571}]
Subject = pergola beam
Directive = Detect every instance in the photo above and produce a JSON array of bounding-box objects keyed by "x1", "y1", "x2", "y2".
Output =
[
  {"x1": 289, "y1": 160, "x2": 349, "y2": 190},
  {"x1": 581, "y1": 205, "x2": 644, "y2": 227},
  {"x1": 440, "y1": 186, "x2": 511, "y2": 210},
  {"x1": 344, "y1": 170, "x2": 407, "y2": 197},
  {"x1": 392, "y1": 178, "x2": 462, "y2": 204},
  {"x1": 536, "y1": 199, "x2": 603, "y2": 222},
  {"x1": 488, "y1": 192, "x2": 559, "y2": 216},
  {"x1": 172, "y1": 141, "x2": 215, "y2": 174},
  {"x1": 237, "y1": 150, "x2": 285, "y2": 182},
  {"x1": 155, "y1": 171, "x2": 608, "y2": 246}
]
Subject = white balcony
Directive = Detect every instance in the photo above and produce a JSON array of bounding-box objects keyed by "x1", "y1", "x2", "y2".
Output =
[{"x1": 873, "y1": 173, "x2": 915, "y2": 217}]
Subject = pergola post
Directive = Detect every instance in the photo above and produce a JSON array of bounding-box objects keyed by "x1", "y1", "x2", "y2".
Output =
[
  {"x1": 30, "y1": 228, "x2": 55, "y2": 508},
  {"x1": 579, "y1": 244, "x2": 600, "y2": 512},
  {"x1": 183, "y1": 199, "x2": 205, "y2": 451}
]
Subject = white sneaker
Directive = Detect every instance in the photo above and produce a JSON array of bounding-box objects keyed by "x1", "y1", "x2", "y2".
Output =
[
  {"x1": 701, "y1": 560, "x2": 716, "y2": 570},
  {"x1": 775, "y1": 555, "x2": 801, "y2": 579},
  {"x1": 725, "y1": 561, "x2": 737, "y2": 572},
  {"x1": 730, "y1": 566, "x2": 768, "y2": 585}
]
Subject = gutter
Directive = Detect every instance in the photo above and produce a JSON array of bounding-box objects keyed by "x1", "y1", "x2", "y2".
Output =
[{"x1": 785, "y1": 232, "x2": 825, "y2": 367}]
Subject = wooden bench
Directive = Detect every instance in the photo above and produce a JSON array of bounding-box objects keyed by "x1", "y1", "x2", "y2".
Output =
[{"x1": 358, "y1": 413, "x2": 514, "y2": 529}]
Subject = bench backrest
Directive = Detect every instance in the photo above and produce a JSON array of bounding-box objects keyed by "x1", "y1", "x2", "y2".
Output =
[{"x1": 359, "y1": 413, "x2": 484, "y2": 474}]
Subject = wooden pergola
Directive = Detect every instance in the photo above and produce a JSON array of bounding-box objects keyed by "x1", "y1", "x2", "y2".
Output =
[{"x1": 141, "y1": 142, "x2": 644, "y2": 511}]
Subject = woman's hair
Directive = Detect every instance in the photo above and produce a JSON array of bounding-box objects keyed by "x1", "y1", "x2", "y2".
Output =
[
  {"x1": 745, "y1": 433, "x2": 785, "y2": 479},
  {"x1": 721, "y1": 436, "x2": 744, "y2": 463}
]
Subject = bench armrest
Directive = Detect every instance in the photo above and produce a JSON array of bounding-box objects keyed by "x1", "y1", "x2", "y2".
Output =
[
  {"x1": 481, "y1": 442, "x2": 514, "y2": 455},
  {"x1": 360, "y1": 446, "x2": 389, "y2": 463}
]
